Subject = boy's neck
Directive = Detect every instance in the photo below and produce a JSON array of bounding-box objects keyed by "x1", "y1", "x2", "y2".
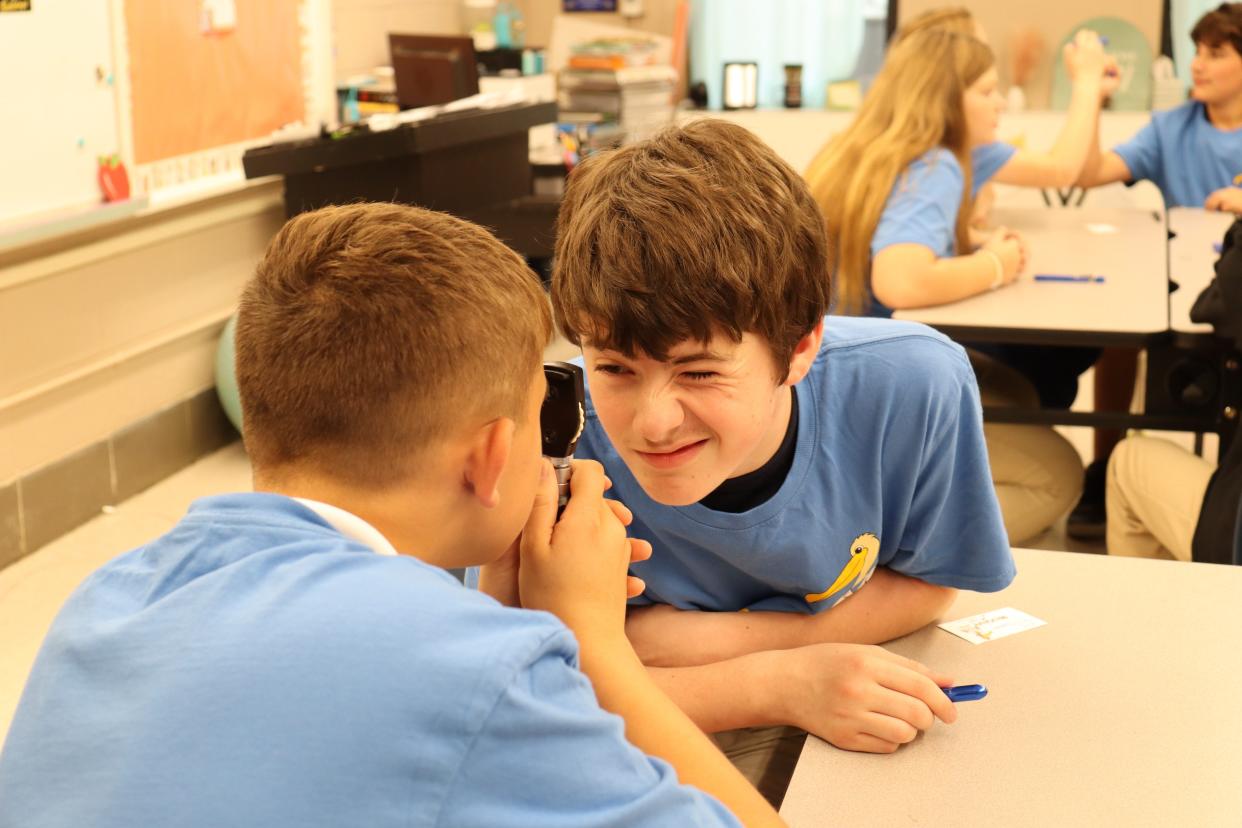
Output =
[
  {"x1": 255, "y1": 469, "x2": 458, "y2": 567},
  {"x1": 1206, "y1": 96, "x2": 1242, "y2": 131}
]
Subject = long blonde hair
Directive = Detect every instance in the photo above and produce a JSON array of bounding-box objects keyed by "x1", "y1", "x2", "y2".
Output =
[
  {"x1": 894, "y1": 6, "x2": 977, "y2": 43},
  {"x1": 805, "y1": 30, "x2": 994, "y2": 315}
]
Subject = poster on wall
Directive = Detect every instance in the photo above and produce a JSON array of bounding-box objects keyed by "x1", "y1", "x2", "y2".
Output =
[{"x1": 563, "y1": 0, "x2": 616, "y2": 10}]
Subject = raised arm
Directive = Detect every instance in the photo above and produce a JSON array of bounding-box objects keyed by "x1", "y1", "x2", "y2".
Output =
[
  {"x1": 520, "y1": 461, "x2": 782, "y2": 827},
  {"x1": 992, "y1": 29, "x2": 1114, "y2": 188},
  {"x1": 1075, "y1": 120, "x2": 1136, "y2": 189}
]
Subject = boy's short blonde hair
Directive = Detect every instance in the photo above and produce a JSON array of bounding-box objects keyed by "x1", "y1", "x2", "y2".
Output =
[
  {"x1": 552, "y1": 120, "x2": 831, "y2": 380},
  {"x1": 236, "y1": 202, "x2": 552, "y2": 487}
]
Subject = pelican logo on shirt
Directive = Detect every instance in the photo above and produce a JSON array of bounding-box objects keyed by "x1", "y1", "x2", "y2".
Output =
[{"x1": 804, "y1": 532, "x2": 880, "y2": 607}]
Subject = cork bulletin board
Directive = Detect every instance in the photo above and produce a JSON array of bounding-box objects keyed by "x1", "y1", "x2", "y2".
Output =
[{"x1": 123, "y1": 0, "x2": 305, "y2": 164}]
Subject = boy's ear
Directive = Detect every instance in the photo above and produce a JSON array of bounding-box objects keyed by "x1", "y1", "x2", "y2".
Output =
[
  {"x1": 462, "y1": 417, "x2": 515, "y2": 509},
  {"x1": 784, "y1": 319, "x2": 825, "y2": 386}
]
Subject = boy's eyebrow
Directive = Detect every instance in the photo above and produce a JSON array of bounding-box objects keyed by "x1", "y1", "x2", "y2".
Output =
[{"x1": 669, "y1": 350, "x2": 728, "y2": 364}]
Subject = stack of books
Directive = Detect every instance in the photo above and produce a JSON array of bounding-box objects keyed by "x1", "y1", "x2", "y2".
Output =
[{"x1": 558, "y1": 62, "x2": 677, "y2": 142}]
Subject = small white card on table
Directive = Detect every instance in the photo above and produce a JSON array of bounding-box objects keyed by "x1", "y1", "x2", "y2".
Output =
[{"x1": 939, "y1": 607, "x2": 1046, "y2": 644}]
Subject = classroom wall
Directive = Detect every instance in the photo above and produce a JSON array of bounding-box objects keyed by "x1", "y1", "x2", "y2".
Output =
[
  {"x1": 898, "y1": 0, "x2": 1163, "y2": 108},
  {"x1": 332, "y1": 0, "x2": 462, "y2": 79},
  {"x1": 513, "y1": 0, "x2": 682, "y2": 48},
  {"x1": 0, "y1": 184, "x2": 285, "y2": 562},
  {"x1": 331, "y1": 0, "x2": 683, "y2": 80}
]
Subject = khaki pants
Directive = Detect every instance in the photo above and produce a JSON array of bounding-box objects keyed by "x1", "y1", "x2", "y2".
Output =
[
  {"x1": 970, "y1": 351, "x2": 1084, "y2": 544},
  {"x1": 711, "y1": 725, "x2": 807, "y2": 808},
  {"x1": 1106, "y1": 435, "x2": 1212, "y2": 561}
]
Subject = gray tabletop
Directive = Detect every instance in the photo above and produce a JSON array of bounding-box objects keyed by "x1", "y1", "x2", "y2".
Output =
[
  {"x1": 896, "y1": 208, "x2": 1169, "y2": 339},
  {"x1": 780, "y1": 548, "x2": 1242, "y2": 828}
]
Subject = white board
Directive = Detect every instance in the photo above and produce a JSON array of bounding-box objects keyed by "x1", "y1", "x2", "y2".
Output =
[{"x1": 0, "y1": 2, "x2": 122, "y2": 227}]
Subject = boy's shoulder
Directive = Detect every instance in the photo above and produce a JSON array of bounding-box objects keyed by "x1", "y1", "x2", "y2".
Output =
[
  {"x1": 1149, "y1": 100, "x2": 1208, "y2": 133},
  {"x1": 817, "y1": 316, "x2": 970, "y2": 372},
  {"x1": 84, "y1": 494, "x2": 575, "y2": 683},
  {"x1": 810, "y1": 317, "x2": 974, "y2": 411}
]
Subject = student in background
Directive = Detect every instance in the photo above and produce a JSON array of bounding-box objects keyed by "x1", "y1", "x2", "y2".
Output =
[
  {"x1": 805, "y1": 28, "x2": 1118, "y2": 542},
  {"x1": 1077, "y1": 2, "x2": 1242, "y2": 211},
  {"x1": 550, "y1": 119, "x2": 1012, "y2": 805},
  {"x1": 1076, "y1": 3, "x2": 1242, "y2": 539},
  {"x1": 1107, "y1": 219, "x2": 1242, "y2": 564},
  {"x1": 0, "y1": 204, "x2": 779, "y2": 828}
]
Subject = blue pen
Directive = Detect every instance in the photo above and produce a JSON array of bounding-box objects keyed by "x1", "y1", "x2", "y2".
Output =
[
  {"x1": 1033, "y1": 274, "x2": 1106, "y2": 283},
  {"x1": 943, "y1": 684, "x2": 988, "y2": 702}
]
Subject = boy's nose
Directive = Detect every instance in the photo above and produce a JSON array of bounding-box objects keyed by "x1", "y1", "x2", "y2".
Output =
[{"x1": 634, "y1": 389, "x2": 686, "y2": 443}]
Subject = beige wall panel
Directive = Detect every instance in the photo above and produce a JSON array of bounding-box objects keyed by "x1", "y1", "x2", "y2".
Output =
[
  {"x1": 332, "y1": 0, "x2": 462, "y2": 78},
  {"x1": 0, "y1": 188, "x2": 284, "y2": 482},
  {"x1": 897, "y1": 0, "x2": 1162, "y2": 108}
]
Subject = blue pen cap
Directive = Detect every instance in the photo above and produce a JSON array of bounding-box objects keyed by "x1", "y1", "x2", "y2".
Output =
[{"x1": 943, "y1": 684, "x2": 988, "y2": 702}]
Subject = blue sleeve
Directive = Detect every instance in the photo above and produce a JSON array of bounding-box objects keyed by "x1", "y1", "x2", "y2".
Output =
[
  {"x1": 970, "y1": 142, "x2": 1017, "y2": 194},
  {"x1": 881, "y1": 354, "x2": 1016, "y2": 592},
  {"x1": 444, "y1": 643, "x2": 741, "y2": 828},
  {"x1": 1111, "y1": 120, "x2": 1157, "y2": 184},
  {"x1": 871, "y1": 153, "x2": 964, "y2": 260}
]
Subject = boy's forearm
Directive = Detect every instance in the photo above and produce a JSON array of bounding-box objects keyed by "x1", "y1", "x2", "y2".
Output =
[
  {"x1": 627, "y1": 568, "x2": 956, "y2": 667},
  {"x1": 801, "y1": 567, "x2": 957, "y2": 644},
  {"x1": 579, "y1": 642, "x2": 784, "y2": 827},
  {"x1": 645, "y1": 649, "x2": 791, "y2": 733}
]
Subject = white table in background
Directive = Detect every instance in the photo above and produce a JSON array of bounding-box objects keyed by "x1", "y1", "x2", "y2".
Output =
[
  {"x1": 780, "y1": 548, "x2": 1242, "y2": 828},
  {"x1": 1169, "y1": 207, "x2": 1235, "y2": 334},
  {"x1": 896, "y1": 207, "x2": 1169, "y2": 345}
]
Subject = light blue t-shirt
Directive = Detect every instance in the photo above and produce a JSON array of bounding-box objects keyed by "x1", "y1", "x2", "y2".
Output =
[
  {"x1": 871, "y1": 147, "x2": 964, "y2": 266},
  {"x1": 0, "y1": 494, "x2": 739, "y2": 828},
  {"x1": 972, "y1": 142, "x2": 1017, "y2": 194},
  {"x1": 865, "y1": 145, "x2": 1015, "y2": 317},
  {"x1": 575, "y1": 317, "x2": 1015, "y2": 615},
  {"x1": 1113, "y1": 101, "x2": 1242, "y2": 207}
]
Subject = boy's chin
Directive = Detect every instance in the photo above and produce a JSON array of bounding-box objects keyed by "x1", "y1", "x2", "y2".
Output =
[{"x1": 632, "y1": 473, "x2": 721, "y2": 508}]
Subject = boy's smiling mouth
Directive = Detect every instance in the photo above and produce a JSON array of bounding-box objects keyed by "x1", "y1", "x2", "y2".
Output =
[{"x1": 634, "y1": 439, "x2": 709, "y2": 469}]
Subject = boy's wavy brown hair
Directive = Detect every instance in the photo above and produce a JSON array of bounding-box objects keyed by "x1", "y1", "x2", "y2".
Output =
[{"x1": 551, "y1": 119, "x2": 832, "y2": 380}]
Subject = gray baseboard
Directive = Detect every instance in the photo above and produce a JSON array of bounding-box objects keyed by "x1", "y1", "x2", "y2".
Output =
[{"x1": 0, "y1": 389, "x2": 238, "y2": 569}]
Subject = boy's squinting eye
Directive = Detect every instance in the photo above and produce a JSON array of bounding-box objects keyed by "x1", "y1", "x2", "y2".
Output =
[
  {"x1": 594, "y1": 363, "x2": 627, "y2": 376},
  {"x1": 682, "y1": 371, "x2": 718, "y2": 381}
]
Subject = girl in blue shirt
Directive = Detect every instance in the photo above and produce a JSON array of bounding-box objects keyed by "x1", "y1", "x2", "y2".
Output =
[
  {"x1": 805, "y1": 28, "x2": 1118, "y2": 542},
  {"x1": 806, "y1": 27, "x2": 1116, "y2": 316}
]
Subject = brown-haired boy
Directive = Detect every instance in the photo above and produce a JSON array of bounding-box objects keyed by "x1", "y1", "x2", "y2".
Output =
[
  {"x1": 552, "y1": 120, "x2": 1015, "y2": 803},
  {"x1": 0, "y1": 203, "x2": 781, "y2": 827}
]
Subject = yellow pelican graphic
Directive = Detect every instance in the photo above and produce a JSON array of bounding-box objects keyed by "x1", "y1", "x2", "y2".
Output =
[{"x1": 805, "y1": 532, "x2": 880, "y2": 604}]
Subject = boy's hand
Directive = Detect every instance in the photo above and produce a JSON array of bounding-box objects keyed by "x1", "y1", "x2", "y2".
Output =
[
  {"x1": 519, "y1": 459, "x2": 651, "y2": 648},
  {"x1": 1205, "y1": 187, "x2": 1242, "y2": 215},
  {"x1": 781, "y1": 643, "x2": 958, "y2": 753},
  {"x1": 476, "y1": 537, "x2": 522, "y2": 607},
  {"x1": 1100, "y1": 55, "x2": 1122, "y2": 99},
  {"x1": 1063, "y1": 29, "x2": 1107, "y2": 84}
]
